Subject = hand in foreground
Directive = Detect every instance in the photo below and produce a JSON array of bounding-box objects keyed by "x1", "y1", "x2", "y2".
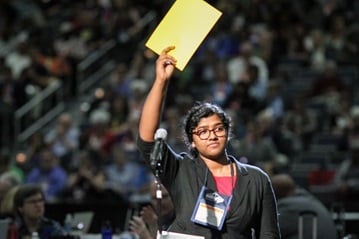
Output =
[
  {"x1": 129, "y1": 215, "x2": 153, "y2": 239},
  {"x1": 141, "y1": 205, "x2": 157, "y2": 228}
]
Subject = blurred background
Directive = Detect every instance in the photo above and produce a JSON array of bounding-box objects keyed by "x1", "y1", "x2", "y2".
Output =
[{"x1": 0, "y1": 0, "x2": 358, "y2": 236}]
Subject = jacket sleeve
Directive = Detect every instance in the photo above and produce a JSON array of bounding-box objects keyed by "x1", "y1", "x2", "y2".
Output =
[
  {"x1": 259, "y1": 174, "x2": 281, "y2": 239},
  {"x1": 136, "y1": 134, "x2": 182, "y2": 188}
]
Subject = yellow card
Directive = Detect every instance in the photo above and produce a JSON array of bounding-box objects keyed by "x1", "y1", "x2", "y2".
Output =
[{"x1": 145, "y1": 0, "x2": 222, "y2": 71}]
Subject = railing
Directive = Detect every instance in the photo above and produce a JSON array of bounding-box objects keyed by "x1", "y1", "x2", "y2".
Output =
[
  {"x1": 11, "y1": 10, "x2": 158, "y2": 151},
  {"x1": 76, "y1": 40, "x2": 117, "y2": 95},
  {"x1": 75, "y1": 9, "x2": 158, "y2": 96},
  {"x1": 13, "y1": 81, "x2": 65, "y2": 150},
  {"x1": 12, "y1": 40, "x2": 119, "y2": 151}
]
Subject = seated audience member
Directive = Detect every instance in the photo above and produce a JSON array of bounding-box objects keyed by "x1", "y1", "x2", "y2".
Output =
[
  {"x1": 104, "y1": 143, "x2": 152, "y2": 203},
  {"x1": 82, "y1": 108, "x2": 115, "y2": 158},
  {"x1": 223, "y1": 81, "x2": 262, "y2": 118},
  {"x1": 227, "y1": 41, "x2": 269, "y2": 86},
  {"x1": 263, "y1": 80, "x2": 284, "y2": 120},
  {"x1": 233, "y1": 117, "x2": 279, "y2": 174},
  {"x1": 23, "y1": 132, "x2": 48, "y2": 173},
  {"x1": 62, "y1": 149, "x2": 106, "y2": 203},
  {"x1": 14, "y1": 184, "x2": 66, "y2": 238},
  {"x1": 206, "y1": 61, "x2": 233, "y2": 107},
  {"x1": 45, "y1": 112, "x2": 79, "y2": 170},
  {"x1": 129, "y1": 180, "x2": 175, "y2": 239},
  {"x1": 241, "y1": 64, "x2": 268, "y2": 102},
  {"x1": 306, "y1": 60, "x2": 346, "y2": 115},
  {"x1": 282, "y1": 96, "x2": 318, "y2": 151},
  {"x1": 25, "y1": 147, "x2": 67, "y2": 201},
  {"x1": 271, "y1": 174, "x2": 338, "y2": 239}
]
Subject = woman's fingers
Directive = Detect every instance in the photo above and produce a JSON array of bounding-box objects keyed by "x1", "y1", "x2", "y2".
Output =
[
  {"x1": 129, "y1": 216, "x2": 146, "y2": 232},
  {"x1": 161, "y1": 46, "x2": 175, "y2": 54},
  {"x1": 160, "y1": 46, "x2": 177, "y2": 66}
]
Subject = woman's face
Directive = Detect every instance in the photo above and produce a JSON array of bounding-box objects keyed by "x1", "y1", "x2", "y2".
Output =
[{"x1": 192, "y1": 114, "x2": 228, "y2": 160}]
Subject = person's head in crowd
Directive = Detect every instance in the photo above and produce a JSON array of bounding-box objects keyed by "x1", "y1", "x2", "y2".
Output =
[
  {"x1": 266, "y1": 79, "x2": 282, "y2": 100},
  {"x1": 38, "y1": 147, "x2": 59, "y2": 172},
  {"x1": 14, "y1": 184, "x2": 45, "y2": 221},
  {"x1": 77, "y1": 149, "x2": 102, "y2": 174},
  {"x1": 271, "y1": 173, "x2": 340, "y2": 239},
  {"x1": 240, "y1": 41, "x2": 253, "y2": 59},
  {"x1": 0, "y1": 185, "x2": 20, "y2": 218},
  {"x1": 270, "y1": 173, "x2": 296, "y2": 200},
  {"x1": 322, "y1": 60, "x2": 338, "y2": 77},
  {"x1": 130, "y1": 80, "x2": 149, "y2": 99},
  {"x1": 90, "y1": 107, "x2": 111, "y2": 125},
  {"x1": 109, "y1": 94, "x2": 130, "y2": 125},
  {"x1": 56, "y1": 113, "x2": 73, "y2": 134},
  {"x1": 111, "y1": 143, "x2": 129, "y2": 167}
]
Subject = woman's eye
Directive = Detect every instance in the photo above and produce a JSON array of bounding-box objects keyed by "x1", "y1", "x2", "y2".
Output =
[
  {"x1": 216, "y1": 126, "x2": 225, "y2": 132},
  {"x1": 198, "y1": 130, "x2": 208, "y2": 136}
]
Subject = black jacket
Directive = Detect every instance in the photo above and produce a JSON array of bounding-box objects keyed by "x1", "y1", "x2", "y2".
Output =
[{"x1": 137, "y1": 136, "x2": 280, "y2": 239}]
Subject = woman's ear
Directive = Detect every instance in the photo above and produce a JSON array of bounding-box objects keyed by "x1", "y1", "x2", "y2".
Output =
[{"x1": 191, "y1": 142, "x2": 195, "y2": 148}]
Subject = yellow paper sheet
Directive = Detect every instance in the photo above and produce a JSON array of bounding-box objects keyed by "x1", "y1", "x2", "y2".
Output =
[{"x1": 145, "y1": 0, "x2": 222, "y2": 71}]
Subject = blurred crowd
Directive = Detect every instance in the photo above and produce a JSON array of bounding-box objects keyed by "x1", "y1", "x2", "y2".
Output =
[{"x1": 1, "y1": 0, "x2": 359, "y2": 237}]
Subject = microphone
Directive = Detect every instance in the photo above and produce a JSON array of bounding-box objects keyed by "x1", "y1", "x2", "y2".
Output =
[{"x1": 150, "y1": 128, "x2": 168, "y2": 168}]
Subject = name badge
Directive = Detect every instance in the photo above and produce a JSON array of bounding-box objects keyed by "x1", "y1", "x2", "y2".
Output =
[{"x1": 191, "y1": 186, "x2": 232, "y2": 230}]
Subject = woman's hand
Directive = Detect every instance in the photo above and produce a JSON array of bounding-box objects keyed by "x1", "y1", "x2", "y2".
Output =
[{"x1": 155, "y1": 46, "x2": 177, "y2": 82}]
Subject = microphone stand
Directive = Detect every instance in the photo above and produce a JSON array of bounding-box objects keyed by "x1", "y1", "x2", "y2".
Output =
[
  {"x1": 152, "y1": 143, "x2": 163, "y2": 236},
  {"x1": 155, "y1": 177, "x2": 163, "y2": 236}
]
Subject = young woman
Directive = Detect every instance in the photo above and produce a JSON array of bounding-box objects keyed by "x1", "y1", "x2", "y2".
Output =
[{"x1": 137, "y1": 46, "x2": 280, "y2": 238}]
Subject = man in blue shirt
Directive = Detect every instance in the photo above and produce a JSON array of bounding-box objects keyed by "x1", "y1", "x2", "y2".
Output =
[{"x1": 25, "y1": 147, "x2": 67, "y2": 201}]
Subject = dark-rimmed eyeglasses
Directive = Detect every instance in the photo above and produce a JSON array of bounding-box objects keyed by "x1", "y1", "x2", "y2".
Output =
[
  {"x1": 192, "y1": 125, "x2": 226, "y2": 140},
  {"x1": 24, "y1": 198, "x2": 44, "y2": 204}
]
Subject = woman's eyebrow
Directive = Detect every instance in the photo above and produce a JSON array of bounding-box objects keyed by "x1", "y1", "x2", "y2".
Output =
[{"x1": 196, "y1": 123, "x2": 224, "y2": 128}]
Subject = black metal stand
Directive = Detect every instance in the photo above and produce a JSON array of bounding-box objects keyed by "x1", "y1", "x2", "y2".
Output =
[
  {"x1": 154, "y1": 175, "x2": 163, "y2": 235},
  {"x1": 152, "y1": 146, "x2": 164, "y2": 236}
]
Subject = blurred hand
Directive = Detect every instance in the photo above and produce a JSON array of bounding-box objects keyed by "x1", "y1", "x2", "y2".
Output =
[
  {"x1": 129, "y1": 215, "x2": 152, "y2": 239},
  {"x1": 141, "y1": 205, "x2": 157, "y2": 226}
]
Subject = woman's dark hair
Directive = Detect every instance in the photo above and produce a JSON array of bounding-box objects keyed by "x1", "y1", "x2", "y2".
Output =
[
  {"x1": 182, "y1": 102, "x2": 232, "y2": 156},
  {"x1": 14, "y1": 184, "x2": 44, "y2": 211}
]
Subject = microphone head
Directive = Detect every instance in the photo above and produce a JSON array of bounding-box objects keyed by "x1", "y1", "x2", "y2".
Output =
[{"x1": 154, "y1": 128, "x2": 168, "y2": 140}]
